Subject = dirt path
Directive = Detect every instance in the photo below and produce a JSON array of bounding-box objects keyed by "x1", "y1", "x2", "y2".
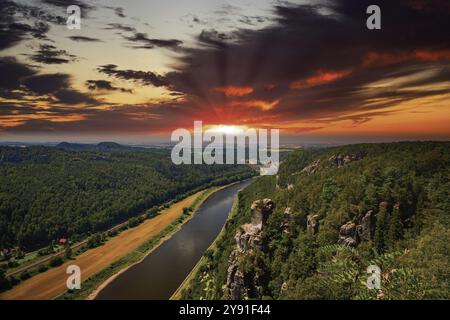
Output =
[{"x1": 0, "y1": 191, "x2": 204, "y2": 300}]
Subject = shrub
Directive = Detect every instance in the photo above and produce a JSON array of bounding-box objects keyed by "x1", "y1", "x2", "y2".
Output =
[
  {"x1": 20, "y1": 271, "x2": 31, "y2": 280},
  {"x1": 38, "y1": 264, "x2": 48, "y2": 273},
  {"x1": 49, "y1": 256, "x2": 64, "y2": 267}
]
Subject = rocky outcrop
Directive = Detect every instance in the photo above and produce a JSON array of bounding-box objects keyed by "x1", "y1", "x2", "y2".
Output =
[
  {"x1": 250, "y1": 199, "x2": 274, "y2": 231},
  {"x1": 302, "y1": 154, "x2": 362, "y2": 175},
  {"x1": 307, "y1": 214, "x2": 320, "y2": 235},
  {"x1": 302, "y1": 159, "x2": 321, "y2": 174},
  {"x1": 225, "y1": 254, "x2": 246, "y2": 300},
  {"x1": 281, "y1": 207, "x2": 295, "y2": 234},
  {"x1": 328, "y1": 154, "x2": 361, "y2": 167},
  {"x1": 224, "y1": 199, "x2": 275, "y2": 300},
  {"x1": 338, "y1": 221, "x2": 357, "y2": 247},
  {"x1": 356, "y1": 210, "x2": 375, "y2": 242},
  {"x1": 338, "y1": 210, "x2": 376, "y2": 247}
]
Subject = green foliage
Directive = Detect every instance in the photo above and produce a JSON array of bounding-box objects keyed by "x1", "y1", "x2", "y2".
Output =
[
  {"x1": 48, "y1": 256, "x2": 63, "y2": 267},
  {"x1": 182, "y1": 142, "x2": 450, "y2": 300},
  {"x1": 86, "y1": 233, "x2": 103, "y2": 249},
  {"x1": 19, "y1": 271, "x2": 31, "y2": 281},
  {"x1": 37, "y1": 264, "x2": 48, "y2": 273},
  {"x1": 0, "y1": 146, "x2": 253, "y2": 251},
  {"x1": 0, "y1": 269, "x2": 11, "y2": 291}
]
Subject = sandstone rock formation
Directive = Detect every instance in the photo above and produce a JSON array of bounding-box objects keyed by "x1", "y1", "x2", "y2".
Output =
[
  {"x1": 356, "y1": 210, "x2": 375, "y2": 242},
  {"x1": 224, "y1": 199, "x2": 275, "y2": 300},
  {"x1": 250, "y1": 199, "x2": 274, "y2": 231},
  {"x1": 338, "y1": 221, "x2": 357, "y2": 247},
  {"x1": 225, "y1": 259, "x2": 245, "y2": 300},
  {"x1": 281, "y1": 207, "x2": 295, "y2": 234},
  {"x1": 302, "y1": 153, "x2": 362, "y2": 175},
  {"x1": 328, "y1": 154, "x2": 361, "y2": 167},
  {"x1": 338, "y1": 210, "x2": 376, "y2": 247},
  {"x1": 302, "y1": 159, "x2": 321, "y2": 174}
]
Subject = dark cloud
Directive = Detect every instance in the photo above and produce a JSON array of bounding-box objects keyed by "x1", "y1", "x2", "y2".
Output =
[
  {"x1": 238, "y1": 15, "x2": 268, "y2": 26},
  {"x1": 157, "y1": 0, "x2": 450, "y2": 126},
  {"x1": 86, "y1": 80, "x2": 132, "y2": 93},
  {"x1": 68, "y1": 36, "x2": 102, "y2": 42},
  {"x1": 21, "y1": 73, "x2": 71, "y2": 94},
  {"x1": 2, "y1": 104, "x2": 167, "y2": 134},
  {"x1": 54, "y1": 89, "x2": 98, "y2": 105},
  {"x1": 104, "y1": 6, "x2": 126, "y2": 18},
  {"x1": 2, "y1": 0, "x2": 450, "y2": 136},
  {"x1": 123, "y1": 32, "x2": 182, "y2": 49},
  {"x1": 104, "y1": 22, "x2": 182, "y2": 50},
  {"x1": 114, "y1": 7, "x2": 126, "y2": 18},
  {"x1": 9, "y1": 21, "x2": 50, "y2": 39},
  {"x1": 0, "y1": 57, "x2": 36, "y2": 91},
  {"x1": 30, "y1": 44, "x2": 76, "y2": 64},
  {"x1": 0, "y1": 0, "x2": 65, "y2": 50},
  {"x1": 19, "y1": 73, "x2": 97, "y2": 105},
  {"x1": 97, "y1": 64, "x2": 170, "y2": 87},
  {"x1": 0, "y1": 29, "x2": 23, "y2": 51},
  {"x1": 0, "y1": 102, "x2": 37, "y2": 117},
  {"x1": 198, "y1": 29, "x2": 234, "y2": 45},
  {"x1": 42, "y1": 0, "x2": 94, "y2": 15},
  {"x1": 105, "y1": 23, "x2": 137, "y2": 33}
]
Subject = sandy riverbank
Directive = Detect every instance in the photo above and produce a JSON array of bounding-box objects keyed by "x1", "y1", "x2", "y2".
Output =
[{"x1": 0, "y1": 190, "x2": 210, "y2": 300}]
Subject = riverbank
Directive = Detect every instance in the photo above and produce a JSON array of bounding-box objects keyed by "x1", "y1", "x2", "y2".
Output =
[
  {"x1": 0, "y1": 185, "x2": 226, "y2": 300},
  {"x1": 85, "y1": 183, "x2": 235, "y2": 300},
  {"x1": 170, "y1": 186, "x2": 242, "y2": 300}
]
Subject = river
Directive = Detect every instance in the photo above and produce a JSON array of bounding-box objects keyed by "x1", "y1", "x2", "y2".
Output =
[{"x1": 95, "y1": 179, "x2": 251, "y2": 300}]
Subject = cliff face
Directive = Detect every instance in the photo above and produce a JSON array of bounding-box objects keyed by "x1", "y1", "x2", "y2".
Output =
[{"x1": 224, "y1": 199, "x2": 275, "y2": 300}]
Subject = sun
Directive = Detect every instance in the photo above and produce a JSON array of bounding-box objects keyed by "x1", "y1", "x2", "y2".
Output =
[{"x1": 205, "y1": 125, "x2": 249, "y2": 135}]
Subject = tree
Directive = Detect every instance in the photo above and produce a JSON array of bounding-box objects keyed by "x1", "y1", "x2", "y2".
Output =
[
  {"x1": 374, "y1": 202, "x2": 389, "y2": 253},
  {"x1": 65, "y1": 246, "x2": 73, "y2": 259},
  {"x1": 386, "y1": 203, "x2": 403, "y2": 250},
  {"x1": 49, "y1": 256, "x2": 63, "y2": 267},
  {"x1": 0, "y1": 269, "x2": 11, "y2": 291}
]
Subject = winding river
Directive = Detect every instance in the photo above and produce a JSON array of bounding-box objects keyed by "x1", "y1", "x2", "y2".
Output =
[{"x1": 95, "y1": 179, "x2": 251, "y2": 300}]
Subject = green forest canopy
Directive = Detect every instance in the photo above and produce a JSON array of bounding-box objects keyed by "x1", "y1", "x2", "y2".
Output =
[
  {"x1": 181, "y1": 141, "x2": 450, "y2": 300},
  {"x1": 0, "y1": 144, "x2": 253, "y2": 250}
]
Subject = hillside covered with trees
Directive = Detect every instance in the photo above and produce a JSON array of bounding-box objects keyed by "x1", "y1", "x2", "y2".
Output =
[
  {"x1": 181, "y1": 142, "x2": 450, "y2": 300},
  {"x1": 0, "y1": 144, "x2": 254, "y2": 250}
]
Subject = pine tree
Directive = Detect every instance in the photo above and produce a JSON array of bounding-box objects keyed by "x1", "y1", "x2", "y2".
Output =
[
  {"x1": 374, "y1": 202, "x2": 388, "y2": 253},
  {"x1": 387, "y1": 203, "x2": 403, "y2": 250}
]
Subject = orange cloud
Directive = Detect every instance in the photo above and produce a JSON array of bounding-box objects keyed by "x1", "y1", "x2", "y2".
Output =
[
  {"x1": 363, "y1": 49, "x2": 450, "y2": 67},
  {"x1": 290, "y1": 69, "x2": 352, "y2": 90},
  {"x1": 229, "y1": 99, "x2": 280, "y2": 111},
  {"x1": 213, "y1": 86, "x2": 254, "y2": 97}
]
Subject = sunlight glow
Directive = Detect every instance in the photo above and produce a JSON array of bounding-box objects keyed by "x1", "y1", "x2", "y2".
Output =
[{"x1": 205, "y1": 125, "x2": 249, "y2": 135}]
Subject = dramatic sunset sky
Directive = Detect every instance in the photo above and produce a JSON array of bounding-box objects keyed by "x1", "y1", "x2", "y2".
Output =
[{"x1": 0, "y1": 0, "x2": 449, "y2": 144}]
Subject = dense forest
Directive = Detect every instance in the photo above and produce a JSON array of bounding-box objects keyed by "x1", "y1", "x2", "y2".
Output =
[
  {"x1": 0, "y1": 143, "x2": 254, "y2": 250},
  {"x1": 181, "y1": 142, "x2": 450, "y2": 300}
]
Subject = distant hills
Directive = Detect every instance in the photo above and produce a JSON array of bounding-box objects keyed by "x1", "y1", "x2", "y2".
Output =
[{"x1": 56, "y1": 141, "x2": 138, "y2": 151}]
